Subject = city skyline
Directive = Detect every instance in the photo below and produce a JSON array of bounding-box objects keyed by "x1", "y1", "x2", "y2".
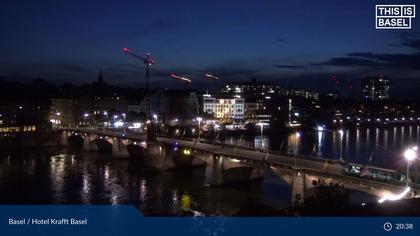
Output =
[
  {"x1": 1, "y1": 0, "x2": 420, "y2": 98},
  {"x1": 2, "y1": 1, "x2": 420, "y2": 219}
]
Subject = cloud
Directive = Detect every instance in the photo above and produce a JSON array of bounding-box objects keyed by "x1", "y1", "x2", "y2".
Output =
[
  {"x1": 312, "y1": 35, "x2": 420, "y2": 70},
  {"x1": 399, "y1": 32, "x2": 420, "y2": 51},
  {"x1": 274, "y1": 64, "x2": 304, "y2": 69},
  {"x1": 52, "y1": 63, "x2": 90, "y2": 74},
  {"x1": 312, "y1": 57, "x2": 383, "y2": 67},
  {"x1": 401, "y1": 39, "x2": 420, "y2": 51}
]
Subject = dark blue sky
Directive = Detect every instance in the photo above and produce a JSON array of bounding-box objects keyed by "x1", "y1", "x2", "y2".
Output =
[{"x1": 1, "y1": 0, "x2": 419, "y2": 97}]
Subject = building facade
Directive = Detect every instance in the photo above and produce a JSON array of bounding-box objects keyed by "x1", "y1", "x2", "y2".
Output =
[
  {"x1": 362, "y1": 76, "x2": 390, "y2": 101},
  {"x1": 132, "y1": 89, "x2": 199, "y2": 119},
  {"x1": 202, "y1": 94, "x2": 245, "y2": 121},
  {"x1": 221, "y1": 79, "x2": 283, "y2": 97},
  {"x1": 49, "y1": 98, "x2": 77, "y2": 127}
]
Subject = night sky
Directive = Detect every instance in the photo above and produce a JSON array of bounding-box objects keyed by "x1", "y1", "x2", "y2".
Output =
[{"x1": 1, "y1": 0, "x2": 419, "y2": 98}]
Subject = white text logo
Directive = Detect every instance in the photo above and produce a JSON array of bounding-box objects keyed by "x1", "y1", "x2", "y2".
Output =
[{"x1": 376, "y1": 5, "x2": 415, "y2": 29}]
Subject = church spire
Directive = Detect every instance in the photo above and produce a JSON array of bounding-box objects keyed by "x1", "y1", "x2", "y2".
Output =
[{"x1": 98, "y1": 67, "x2": 104, "y2": 83}]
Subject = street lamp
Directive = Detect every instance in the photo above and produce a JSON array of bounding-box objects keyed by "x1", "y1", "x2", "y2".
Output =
[
  {"x1": 256, "y1": 122, "x2": 269, "y2": 149},
  {"x1": 295, "y1": 131, "x2": 301, "y2": 155},
  {"x1": 338, "y1": 129, "x2": 344, "y2": 162},
  {"x1": 196, "y1": 117, "x2": 202, "y2": 142},
  {"x1": 82, "y1": 113, "x2": 90, "y2": 128},
  {"x1": 404, "y1": 147, "x2": 417, "y2": 186},
  {"x1": 153, "y1": 114, "x2": 158, "y2": 136},
  {"x1": 294, "y1": 131, "x2": 301, "y2": 168},
  {"x1": 55, "y1": 112, "x2": 61, "y2": 127}
]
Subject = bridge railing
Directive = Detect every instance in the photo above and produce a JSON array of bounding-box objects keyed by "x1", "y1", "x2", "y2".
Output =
[
  {"x1": 157, "y1": 134, "x2": 342, "y2": 165},
  {"x1": 58, "y1": 128, "x2": 147, "y2": 141},
  {"x1": 57, "y1": 128, "x2": 420, "y2": 190}
]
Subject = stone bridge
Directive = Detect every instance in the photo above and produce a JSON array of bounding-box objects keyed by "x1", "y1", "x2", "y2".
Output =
[
  {"x1": 56, "y1": 129, "x2": 419, "y2": 206},
  {"x1": 57, "y1": 129, "x2": 265, "y2": 186}
]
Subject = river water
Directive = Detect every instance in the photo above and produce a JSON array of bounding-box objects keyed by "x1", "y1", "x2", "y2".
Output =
[
  {"x1": 226, "y1": 125, "x2": 420, "y2": 169},
  {"x1": 0, "y1": 147, "x2": 292, "y2": 216},
  {"x1": 1, "y1": 125, "x2": 413, "y2": 215}
]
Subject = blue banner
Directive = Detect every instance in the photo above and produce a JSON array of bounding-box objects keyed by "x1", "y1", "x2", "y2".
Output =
[{"x1": 0, "y1": 206, "x2": 419, "y2": 236}]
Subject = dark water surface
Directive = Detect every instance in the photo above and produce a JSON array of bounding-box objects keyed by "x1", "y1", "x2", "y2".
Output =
[
  {"x1": 0, "y1": 147, "x2": 291, "y2": 216},
  {"x1": 226, "y1": 125, "x2": 420, "y2": 169},
  {"x1": 3, "y1": 126, "x2": 408, "y2": 215}
]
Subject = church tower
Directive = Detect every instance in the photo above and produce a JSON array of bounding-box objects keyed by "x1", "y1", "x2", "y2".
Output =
[{"x1": 97, "y1": 67, "x2": 104, "y2": 84}]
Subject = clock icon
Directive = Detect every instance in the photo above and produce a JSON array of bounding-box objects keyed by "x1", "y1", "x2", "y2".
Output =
[{"x1": 384, "y1": 222, "x2": 393, "y2": 231}]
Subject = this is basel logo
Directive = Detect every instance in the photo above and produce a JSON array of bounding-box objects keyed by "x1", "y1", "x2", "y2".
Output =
[{"x1": 376, "y1": 5, "x2": 415, "y2": 29}]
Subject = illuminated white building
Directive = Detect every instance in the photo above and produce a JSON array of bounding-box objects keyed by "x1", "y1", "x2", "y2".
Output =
[{"x1": 202, "y1": 94, "x2": 244, "y2": 120}]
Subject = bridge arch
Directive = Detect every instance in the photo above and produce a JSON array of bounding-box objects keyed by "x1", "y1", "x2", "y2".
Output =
[{"x1": 93, "y1": 137, "x2": 113, "y2": 154}]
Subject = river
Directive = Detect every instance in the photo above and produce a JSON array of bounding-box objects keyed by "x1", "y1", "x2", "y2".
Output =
[
  {"x1": 1, "y1": 125, "x2": 412, "y2": 215},
  {"x1": 225, "y1": 125, "x2": 420, "y2": 169},
  {"x1": 0, "y1": 147, "x2": 292, "y2": 216}
]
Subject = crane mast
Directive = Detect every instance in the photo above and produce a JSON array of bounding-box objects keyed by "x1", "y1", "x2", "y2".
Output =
[{"x1": 122, "y1": 47, "x2": 155, "y2": 90}]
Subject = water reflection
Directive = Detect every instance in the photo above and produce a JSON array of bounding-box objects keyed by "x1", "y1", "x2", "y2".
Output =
[
  {"x1": 401, "y1": 126, "x2": 405, "y2": 145},
  {"x1": 0, "y1": 149, "x2": 291, "y2": 215},
  {"x1": 49, "y1": 154, "x2": 66, "y2": 203},
  {"x1": 316, "y1": 130, "x2": 323, "y2": 156},
  {"x1": 345, "y1": 130, "x2": 349, "y2": 161},
  {"x1": 417, "y1": 125, "x2": 420, "y2": 141},
  {"x1": 224, "y1": 125, "x2": 420, "y2": 168},
  {"x1": 393, "y1": 127, "x2": 397, "y2": 148},
  {"x1": 355, "y1": 128, "x2": 360, "y2": 155},
  {"x1": 139, "y1": 179, "x2": 147, "y2": 202},
  {"x1": 81, "y1": 169, "x2": 91, "y2": 204}
]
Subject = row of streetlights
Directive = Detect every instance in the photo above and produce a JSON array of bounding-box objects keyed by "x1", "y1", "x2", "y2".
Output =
[
  {"x1": 306, "y1": 127, "x2": 417, "y2": 187},
  {"x1": 336, "y1": 128, "x2": 417, "y2": 187},
  {"x1": 259, "y1": 126, "x2": 416, "y2": 190},
  {"x1": 151, "y1": 114, "x2": 203, "y2": 141}
]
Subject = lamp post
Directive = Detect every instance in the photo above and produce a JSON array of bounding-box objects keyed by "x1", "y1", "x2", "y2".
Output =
[
  {"x1": 404, "y1": 147, "x2": 417, "y2": 186},
  {"x1": 56, "y1": 112, "x2": 61, "y2": 128},
  {"x1": 153, "y1": 114, "x2": 158, "y2": 136},
  {"x1": 256, "y1": 122, "x2": 268, "y2": 149},
  {"x1": 83, "y1": 113, "x2": 89, "y2": 128},
  {"x1": 339, "y1": 129, "x2": 344, "y2": 162},
  {"x1": 196, "y1": 117, "x2": 202, "y2": 142},
  {"x1": 294, "y1": 131, "x2": 301, "y2": 168}
]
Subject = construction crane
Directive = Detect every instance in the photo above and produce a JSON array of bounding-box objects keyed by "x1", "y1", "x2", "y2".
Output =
[
  {"x1": 171, "y1": 73, "x2": 192, "y2": 83},
  {"x1": 204, "y1": 73, "x2": 219, "y2": 81},
  {"x1": 122, "y1": 47, "x2": 155, "y2": 89},
  {"x1": 204, "y1": 73, "x2": 219, "y2": 92},
  {"x1": 171, "y1": 73, "x2": 192, "y2": 90}
]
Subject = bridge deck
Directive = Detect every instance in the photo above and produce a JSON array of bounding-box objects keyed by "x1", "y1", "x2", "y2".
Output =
[
  {"x1": 158, "y1": 137, "x2": 419, "y2": 194},
  {"x1": 61, "y1": 128, "x2": 419, "y2": 194}
]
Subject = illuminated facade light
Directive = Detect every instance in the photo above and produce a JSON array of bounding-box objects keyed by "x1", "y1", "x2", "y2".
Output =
[
  {"x1": 203, "y1": 95, "x2": 244, "y2": 120},
  {"x1": 378, "y1": 187, "x2": 411, "y2": 203},
  {"x1": 183, "y1": 148, "x2": 192, "y2": 156},
  {"x1": 113, "y1": 121, "x2": 124, "y2": 128}
]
